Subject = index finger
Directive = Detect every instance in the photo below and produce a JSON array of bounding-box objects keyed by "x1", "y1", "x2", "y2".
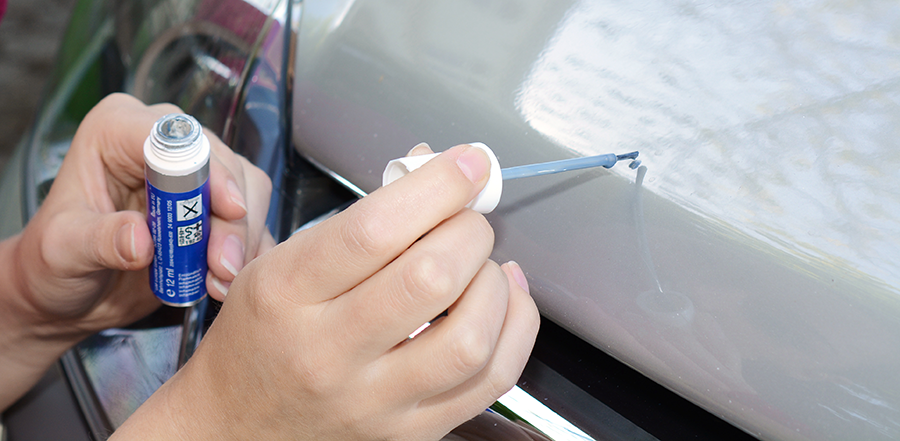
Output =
[
  {"x1": 74, "y1": 94, "x2": 182, "y2": 192},
  {"x1": 280, "y1": 144, "x2": 492, "y2": 304}
]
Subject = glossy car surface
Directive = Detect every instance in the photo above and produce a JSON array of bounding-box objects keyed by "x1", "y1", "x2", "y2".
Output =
[
  {"x1": 289, "y1": 1, "x2": 900, "y2": 439},
  {"x1": 3, "y1": 0, "x2": 899, "y2": 440}
]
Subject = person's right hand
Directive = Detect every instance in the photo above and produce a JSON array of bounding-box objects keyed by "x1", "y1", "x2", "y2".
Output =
[{"x1": 113, "y1": 143, "x2": 540, "y2": 441}]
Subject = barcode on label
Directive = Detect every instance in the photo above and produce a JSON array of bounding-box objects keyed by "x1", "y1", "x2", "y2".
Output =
[{"x1": 178, "y1": 220, "x2": 203, "y2": 247}]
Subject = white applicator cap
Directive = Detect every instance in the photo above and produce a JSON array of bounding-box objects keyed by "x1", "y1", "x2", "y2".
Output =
[{"x1": 382, "y1": 142, "x2": 503, "y2": 213}]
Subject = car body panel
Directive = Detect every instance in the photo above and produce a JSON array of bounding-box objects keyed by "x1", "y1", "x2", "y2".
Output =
[
  {"x1": 290, "y1": 1, "x2": 900, "y2": 440},
  {"x1": 5, "y1": 0, "x2": 898, "y2": 439}
]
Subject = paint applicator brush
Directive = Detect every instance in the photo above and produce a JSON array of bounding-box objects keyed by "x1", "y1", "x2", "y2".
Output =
[{"x1": 383, "y1": 143, "x2": 640, "y2": 213}]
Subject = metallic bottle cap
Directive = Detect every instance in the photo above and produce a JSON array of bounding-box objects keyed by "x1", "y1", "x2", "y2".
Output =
[{"x1": 150, "y1": 114, "x2": 202, "y2": 157}]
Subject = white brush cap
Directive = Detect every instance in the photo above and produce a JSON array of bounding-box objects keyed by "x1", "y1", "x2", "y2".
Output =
[{"x1": 382, "y1": 142, "x2": 502, "y2": 213}]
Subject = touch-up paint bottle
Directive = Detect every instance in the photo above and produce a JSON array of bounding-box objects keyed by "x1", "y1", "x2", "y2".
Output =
[{"x1": 144, "y1": 114, "x2": 210, "y2": 307}]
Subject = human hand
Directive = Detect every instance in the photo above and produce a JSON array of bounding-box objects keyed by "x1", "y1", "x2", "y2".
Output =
[
  {"x1": 7, "y1": 93, "x2": 272, "y2": 344},
  {"x1": 114, "y1": 143, "x2": 539, "y2": 440}
]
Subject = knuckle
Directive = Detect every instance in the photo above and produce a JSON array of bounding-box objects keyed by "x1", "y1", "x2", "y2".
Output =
[
  {"x1": 340, "y1": 209, "x2": 392, "y2": 259},
  {"x1": 401, "y1": 253, "x2": 455, "y2": 303},
  {"x1": 445, "y1": 324, "x2": 493, "y2": 378}
]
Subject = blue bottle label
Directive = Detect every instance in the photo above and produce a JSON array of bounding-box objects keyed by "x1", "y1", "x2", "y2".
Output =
[{"x1": 146, "y1": 179, "x2": 210, "y2": 306}]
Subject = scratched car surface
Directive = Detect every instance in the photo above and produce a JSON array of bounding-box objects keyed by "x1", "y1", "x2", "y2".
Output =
[{"x1": 2, "y1": 1, "x2": 899, "y2": 440}]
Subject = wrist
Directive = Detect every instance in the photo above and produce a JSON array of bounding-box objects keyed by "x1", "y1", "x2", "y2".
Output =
[
  {"x1": 0, "y1": 234, "x2": 84, "y2": 410},
  {"x1": 112, "y1": 351, "x2": 235, "y2": 441}
]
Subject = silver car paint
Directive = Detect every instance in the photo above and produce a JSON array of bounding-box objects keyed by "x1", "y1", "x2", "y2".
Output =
[{"x1": 291, "y1": 1, "x2": 900, "y2": 440}]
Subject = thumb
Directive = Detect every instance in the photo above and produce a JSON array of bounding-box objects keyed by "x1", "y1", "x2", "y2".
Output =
[{"x1": 48, "y1": 210, "x2": 154, "y2": 275}]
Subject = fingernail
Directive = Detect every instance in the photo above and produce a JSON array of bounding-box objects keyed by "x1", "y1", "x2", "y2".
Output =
[
  {"x1": 227, "y1": 180, "x2": 247, "y2": 214},
  {"x1": 508, "y1": 261, "x2": 530, "y2": 295},
  {"x1": 220, "y1": 234, "x2": 245, "y2": 277},
  {"x1": 211, "y1": 275, "x2": 231, "y2": 297},
  {"x1": 116, "y1": 223, "x2": 137, "y2": 263},
  {"x1": 407, "y1": 142, "x2": 433, "y2": 156},
  {"x1": 456, "y1": 146, "x2": 491, "y2": 183}
]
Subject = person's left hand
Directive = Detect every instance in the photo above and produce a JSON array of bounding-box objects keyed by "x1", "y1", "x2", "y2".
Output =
[{"x1": 11, "y1": 93, "x2": 273, "y2": 339}]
